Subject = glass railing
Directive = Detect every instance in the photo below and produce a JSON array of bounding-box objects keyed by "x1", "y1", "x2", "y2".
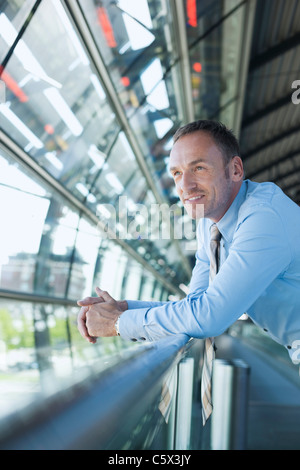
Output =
[
  {"x1": 0, "y1": 295, "x2": 142, "y2": 422},
  {"x1": 0, "y1": 333, "x2": 206, "y2": 450}
]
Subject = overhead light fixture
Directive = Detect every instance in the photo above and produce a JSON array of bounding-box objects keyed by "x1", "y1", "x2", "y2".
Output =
[
  {"x1": 119, "y1": 132, "x2": 136, "y2": 160},
  {"x1": 44, "y1": 152, "x2": 63, "y2": 171},
  {"x1": 153, "y1": 118, "x2": 173, "y2": 139},
  {"x1": 43, "y1": 87, "x2": 83, "y2": 137},
  {"x1": 90, "y1": 74, "x2": 106, "y2": 100},
  {"x1": 0, "y1": 13, "x2": 62, "y2": 89},
  {"x1": 146, "y1": 81, "x2": 169, "y2": 110},
  {"x1": 51, "y1": 0, "x2": 90, "y2": 66},
  {"x1": 118, "y1": 0, "x2": 152, "y2": 28},
  {"x1": 0, "y1": 69, "x2": 28, "y2": 102},
  {"x1": 0, "y1": 102, "x2": 43, "y2": 149},
  {"x1": 76, "y1": 182, "x2": 89, "y2": 197},
  {"x1": 97, "y1": 6, "x2": 117, "y2": 48},
  {"x1": 186, "y1": 0, "x2": 197, "y2": 27},
  {"x1": 141, "y1": 59, "x2": 163, "y2": 95},
  {"x1": 105, "y1": 172, "x2": 124, "y2": 194},
  {"x1": 0, "y1": 12, "x2": 17, "y2": 45},
  {"x1": 88, "y1": 144, "x2": 106, "y2": 168},
  {"x1": 119, "y1": 41, "x2": 130, "y2": 54},
  {"x1": 140, "y1": 59, "x2": 170, "y2": 110},
  {"x1": 122, "y1": 13, "x2": 154, "y2": 50}
]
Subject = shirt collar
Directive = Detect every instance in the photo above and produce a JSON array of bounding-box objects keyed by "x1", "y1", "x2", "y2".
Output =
[{"x1": 213, "y1": 180, "x2": 248, "y2": 242}]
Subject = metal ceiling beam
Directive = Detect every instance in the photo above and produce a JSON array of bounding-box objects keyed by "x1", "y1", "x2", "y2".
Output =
[
  {"x1": 281, "y1": 181, "x2": 300, "y2": 194},
  {"x1": 245, "y1": 148, "x2": 300, "y2": 178},
  {"x1": 273, "y1": 165, "x2": 300, "y2": 186},
  {"x1": 242, "y1": 92, "x2": 292, "y2": 128},
  {"x1": 169, "y1": 0, "x2": 194, "y2": 124},
  {"x1": 231, "y1": 0, "x2": 257, "y2": 138},
  {"x1": 280, "y1": 181, "x2": 300, "y2": 203},
  {"x1": 243, "y1": 124, "x2": 300, "y2": 160},
  {"x1": 249, "y1": 31, "x2": 300, "y2": 70}
]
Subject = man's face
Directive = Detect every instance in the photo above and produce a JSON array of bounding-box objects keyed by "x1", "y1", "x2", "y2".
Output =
[{"x1": 169, "y1": 131, "x2": 242, "y2": 221}]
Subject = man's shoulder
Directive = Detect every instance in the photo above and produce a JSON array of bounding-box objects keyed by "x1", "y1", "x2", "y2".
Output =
[
  {"x1": 244, "y1": 179, "x2": 279, "y2": 204},
  {"x1": 239, "y1": 180, "x2": 284, "y2": 215},
  {"x1": 238, "y1": 180, "x2": 300, "y2": 228}
]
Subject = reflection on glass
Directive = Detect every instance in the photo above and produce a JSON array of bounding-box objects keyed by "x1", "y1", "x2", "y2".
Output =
[
  {"x1": 185, "y1": 0, "x2": 247, "y2": 128},
  {"x1": 0, "y1": 148, "x2": 78, "y2": 298},
  {"x1": 0, "y1": 0, "x2": 36, "y2": 62},
  {"x1": 0, "y1": 0, "x2": 192, "y2": 287},
  {"x1": 79, "y1": 0, "x2": 184, "y2": 205},
  {"x1": 67, "y1": 217, "x2": 101, "y2": 300},
  {"x1": 93, "y1": 241, "x2": 127, "y2": 300},
  {"x1": 0, "y1": 298, "x2": 138, "y2": 420},
  {"x1": 0, "y1": 0, "x2": 121, "y2": 199}
]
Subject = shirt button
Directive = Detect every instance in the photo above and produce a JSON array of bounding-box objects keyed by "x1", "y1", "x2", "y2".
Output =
[
  {"x1": 131, "y1": 338, "x2": 137, "y2": 342},
  {"x1": 140, "y1": 337, "x2": 146, "y2": 341},
  {"x1": 287, "y1": 345, "x2": 291, "y2": 349},
  {"x1": 263, "y1": 328, "x2": 268, "y2": 332}
]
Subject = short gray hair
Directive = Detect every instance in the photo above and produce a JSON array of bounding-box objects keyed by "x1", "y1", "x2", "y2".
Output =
[{"x1": 173, "y1": 119, "x2": 240, "y2": 165}]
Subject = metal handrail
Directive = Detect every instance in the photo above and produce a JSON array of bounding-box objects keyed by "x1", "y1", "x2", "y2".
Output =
[{"x1": 0, "y1": 334, "x2": 200, "y2": 450}]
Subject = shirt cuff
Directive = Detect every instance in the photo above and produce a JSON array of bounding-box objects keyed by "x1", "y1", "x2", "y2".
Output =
[{"x1": 118, "y1": 307, "x2": 151, "y2": 342}]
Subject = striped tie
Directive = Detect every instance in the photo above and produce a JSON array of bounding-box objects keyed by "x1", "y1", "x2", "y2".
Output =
[{"x1": 201, "y1": 223, "x2": 221, "y2": 425}]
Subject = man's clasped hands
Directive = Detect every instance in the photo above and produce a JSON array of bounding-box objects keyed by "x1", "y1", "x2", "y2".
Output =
[{"x1": 77, "y1": 287, "x2": 128, "y2": 343}]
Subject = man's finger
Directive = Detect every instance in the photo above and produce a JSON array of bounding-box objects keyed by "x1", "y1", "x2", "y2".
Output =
[
  {"x1": 77, "y1": 306, "x2": 97, "y2": 343},
  {"x1": 95, "y1": 287, "x2": 115, "y2": 303},
  {"x1": 77, "y1": 296, "x2": 104, "y2": 306},
  {"x1": 77, "y1": 287, "x2": 106, "y2": 306}
]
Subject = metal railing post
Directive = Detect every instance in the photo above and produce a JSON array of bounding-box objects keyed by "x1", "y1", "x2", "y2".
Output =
[
  {"x1": 174, "y1": 357, "x2": 194, "y2": 450},
  {"x1": 210, "y1": 359, "x2": 250, "y2": 450}
]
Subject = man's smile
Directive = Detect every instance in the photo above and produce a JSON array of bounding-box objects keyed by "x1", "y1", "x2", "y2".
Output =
[{"x1": 183, "y1": 194, "x2": 206, "y2": 204}]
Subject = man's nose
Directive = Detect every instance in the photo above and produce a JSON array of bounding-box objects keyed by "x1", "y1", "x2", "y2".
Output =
[{"x1": 179, "y1": 171, "x2": 198, "y2": 192}]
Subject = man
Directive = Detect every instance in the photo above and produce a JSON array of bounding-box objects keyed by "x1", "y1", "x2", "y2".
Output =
[{"x1": 77, "y1": 120, "x2": 300, "y2": 363}]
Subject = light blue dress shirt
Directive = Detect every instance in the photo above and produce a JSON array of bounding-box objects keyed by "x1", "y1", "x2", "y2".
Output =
[{"x1": 119, "y1": 180, "x2": 300, "y2": 362}]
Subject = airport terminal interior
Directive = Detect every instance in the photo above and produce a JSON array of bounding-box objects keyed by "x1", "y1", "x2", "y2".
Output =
[{"x1": 0, "y1": 0, "x2": 300, "y2": 450}]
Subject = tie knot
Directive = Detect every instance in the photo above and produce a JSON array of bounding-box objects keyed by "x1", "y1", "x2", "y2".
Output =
[{"x1": 210, "y1": 224, "x2": 221, "y2": 242}]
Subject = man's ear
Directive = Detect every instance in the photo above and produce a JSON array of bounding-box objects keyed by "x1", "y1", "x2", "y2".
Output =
[{"x1": 231, "y1": 156, "x2": 244, "y2": 181}]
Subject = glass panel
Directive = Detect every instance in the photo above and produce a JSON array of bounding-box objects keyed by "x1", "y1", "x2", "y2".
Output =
[
  {"x1": 185, "y1": 0, "x2": 247, "y2": 128},
  {"x1": 139, "y1": 274, "x2": 155, "y2": 301},
  {"x1": 93, "y1": 241, "x2": 128, "y2": 300},
  {"x1": 0, "y1": 0, "x2": 36, "y2": 62},
  {"x1": 0, "y1": 0, "x2": 121, "y2": 199},
  {"x1": 67, "y1": 217, "x2": 102, "y2": 300},
  {"x1": 0, "y1": 146, "x2": 79, "y2": 298},
  {"x1": 79, "y1": 0, "x2": 184, "y2": 204},
  {"x1": 79, "y1": 0, "x2": 179, "y2": 97},
  {"x1": 0, "y1": 0, "x2": 193, "y2": 294},
  {"x1": 0, "y1": 298, "x2": 139, "y2": 420},
  {"x1": 121, "y1": 258, "x2": 143, "y2": 299}
]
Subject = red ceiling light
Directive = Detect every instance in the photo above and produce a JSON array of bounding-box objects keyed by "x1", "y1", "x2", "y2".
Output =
[
  {"x1": 193, "y1": 62, "x2": 202, "y2": 73},
  {"x1": 97, "y1": 7, "x2": 117, "y2": 48},
  {"x1": 186, "y1": 0, "x2": 197, "y2": 27},
  {"x1": 121, "y1": 76, "x2": 130, "y2": 87},
  {"x1": 44, "y1": 124, "x2": 55, "y2": 135},
  {"x1": 0, "y1": 67, "x2": 28, "y2": 103}
]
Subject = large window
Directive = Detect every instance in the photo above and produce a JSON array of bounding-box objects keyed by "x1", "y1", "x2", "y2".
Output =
[
  {"x1": 0, "y1": 0, "x2": 248, "y2": 425},
  {"x1": 0, "y1": 146, "x2": 171, "y2": 420}
]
